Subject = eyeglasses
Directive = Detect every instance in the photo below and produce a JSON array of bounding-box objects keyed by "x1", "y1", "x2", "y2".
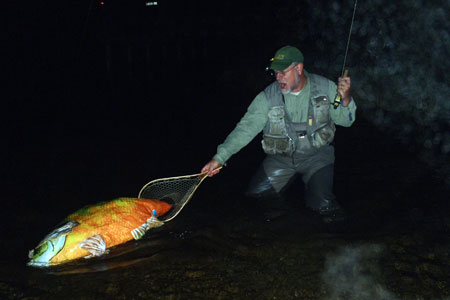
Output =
[{"x1": 266, "y1": 64, "x2": 298, "y2": 77}]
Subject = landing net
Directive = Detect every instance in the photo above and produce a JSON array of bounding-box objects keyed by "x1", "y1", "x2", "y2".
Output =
[{"x1": 138, "y1": 171, "x2": 210, "y2": 222}]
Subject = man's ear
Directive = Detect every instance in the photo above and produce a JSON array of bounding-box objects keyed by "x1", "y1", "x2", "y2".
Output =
[{"x1": 296, "y1": 63, "x2": 304, "y2": 75}]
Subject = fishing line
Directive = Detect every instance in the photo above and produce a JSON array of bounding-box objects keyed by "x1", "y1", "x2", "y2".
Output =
[{"x1": 79, "y1": 0, "x2": 95, "y2": 59}]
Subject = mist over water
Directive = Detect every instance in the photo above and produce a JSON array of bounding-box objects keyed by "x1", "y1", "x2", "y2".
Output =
[{"x1": 322, "y1": 245, "x2": 396, "y2": 300}]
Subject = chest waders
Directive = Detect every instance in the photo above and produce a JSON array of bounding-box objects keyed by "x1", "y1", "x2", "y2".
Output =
[
  {"x1": 247, "y1": 76, "x2": 349, "y2": 222},
  {"x1": 261, "y1": 71, "x2": 336, "y2": 156}
]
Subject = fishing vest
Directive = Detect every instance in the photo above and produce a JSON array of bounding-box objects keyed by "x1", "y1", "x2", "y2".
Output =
[{"x1": 261, "y1": 71, "x2": 336, "y2": 156}]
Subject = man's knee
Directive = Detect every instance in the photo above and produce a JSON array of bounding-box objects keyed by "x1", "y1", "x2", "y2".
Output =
[
  {"x1": 305, "y1": 164, "x2": 339, "y2": 213},
  {"x1": 246, "y1": 166, "x2": 278, "y2": 199}
]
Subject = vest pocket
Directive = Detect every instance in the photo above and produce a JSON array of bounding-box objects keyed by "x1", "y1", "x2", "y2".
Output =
[
  {"x1": 313, "y1": 96, "x2": 331, "y2": 123},
  {"x1": 262, "y1": 135, "x2": 295, "y2": 156},
  {"x1": 267, "y1": 106, "x2": 287, "y2": 135},
  {"x1": 311, "y1": 123, "x2": 336, "y2": 148}
]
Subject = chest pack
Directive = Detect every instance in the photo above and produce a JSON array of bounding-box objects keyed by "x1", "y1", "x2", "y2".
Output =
[{"x1": 261, "y1": 71, "x2": 336, "y2": 156}]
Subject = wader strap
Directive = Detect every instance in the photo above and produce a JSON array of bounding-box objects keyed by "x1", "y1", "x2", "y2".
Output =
[{"x1": 281, "y1": 94, "x2": 293, "y2": 124}]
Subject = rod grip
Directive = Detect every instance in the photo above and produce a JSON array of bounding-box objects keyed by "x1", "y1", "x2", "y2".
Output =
[{"x1": 333, "y1": 70, "x2": 349, "y2": 109}]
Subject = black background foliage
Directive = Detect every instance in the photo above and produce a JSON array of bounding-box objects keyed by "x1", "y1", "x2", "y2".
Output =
[{"x1": 2, "y1": 0, "x2": 450, "y2": 221}]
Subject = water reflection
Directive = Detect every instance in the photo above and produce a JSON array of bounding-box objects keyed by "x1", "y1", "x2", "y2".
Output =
[{"x1": 35, "y1": 231, "x2": 185, "y2": 275}]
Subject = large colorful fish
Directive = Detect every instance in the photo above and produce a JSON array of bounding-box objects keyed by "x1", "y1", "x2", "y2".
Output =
[{"x1": 28, "y1": 197, "x2": 172, "y2": 267}]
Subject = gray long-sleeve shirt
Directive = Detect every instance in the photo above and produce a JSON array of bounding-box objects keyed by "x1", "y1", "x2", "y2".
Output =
[{"x1": 213, "y1": 75, "x2": 357, "y2": 165}]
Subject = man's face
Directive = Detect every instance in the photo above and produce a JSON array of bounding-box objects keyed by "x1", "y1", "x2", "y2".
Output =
[{"x1": 275, "y1": 63, "x2": 301, "y2": 94}]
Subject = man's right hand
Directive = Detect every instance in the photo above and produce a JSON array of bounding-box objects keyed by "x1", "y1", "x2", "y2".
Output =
[{"x1": 201, "y1": 159, "x2": 223, "y2": 177}]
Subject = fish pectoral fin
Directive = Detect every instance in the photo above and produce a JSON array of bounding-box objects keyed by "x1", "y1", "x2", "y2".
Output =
[
  {"x1": 79, "y1": 234, "x2": 109, "y2": 258},
  {"x1": 131, "y1": 215, "x2": 164, "y2": 240}
]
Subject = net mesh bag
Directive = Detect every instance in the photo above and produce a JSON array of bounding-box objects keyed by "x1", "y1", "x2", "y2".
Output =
[{"x1": 138, "y1": 172, "x2": 209, "y2": 222}]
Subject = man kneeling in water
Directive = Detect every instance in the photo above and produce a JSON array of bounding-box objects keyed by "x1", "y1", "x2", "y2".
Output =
[{"x1": 202, "y1": 45, "x2": 356, "y2": 223}]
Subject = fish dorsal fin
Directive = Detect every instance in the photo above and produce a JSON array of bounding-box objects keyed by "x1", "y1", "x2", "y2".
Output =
[{"x1": 79, "y1": 234, "x2": 108, "y2": 258}]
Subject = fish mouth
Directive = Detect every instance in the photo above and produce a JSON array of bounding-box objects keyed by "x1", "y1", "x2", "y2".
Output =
[{"x1": 27, "y1": 260, "x2": 51, "y2": 267}]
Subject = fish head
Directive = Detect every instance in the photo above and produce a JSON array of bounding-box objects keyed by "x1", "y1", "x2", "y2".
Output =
[
  {"x1": 27, "y1": 220, "x2": 79, "y2": 267},
  {"x1": 28, "y1": 234, "x2": 66, "y2": 267}
]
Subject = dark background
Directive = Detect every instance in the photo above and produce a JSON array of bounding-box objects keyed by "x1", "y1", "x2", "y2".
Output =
[{"x1": 2, "y1": 0, "x2": 449, "y2": 247}]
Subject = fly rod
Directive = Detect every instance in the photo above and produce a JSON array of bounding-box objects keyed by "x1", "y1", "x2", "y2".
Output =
[{"x1": 333, "y1": 0, "x2": 358, "y2": 109}]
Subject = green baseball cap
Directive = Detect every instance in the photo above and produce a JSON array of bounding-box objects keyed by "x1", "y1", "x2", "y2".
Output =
[{"x1": 270, "y1": 45, "x2": 304, "y2": 71}]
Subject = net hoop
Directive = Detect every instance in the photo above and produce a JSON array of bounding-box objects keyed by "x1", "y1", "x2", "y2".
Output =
[{"x1": 138, "y1": 167, "x2": 221, "y2": 222}]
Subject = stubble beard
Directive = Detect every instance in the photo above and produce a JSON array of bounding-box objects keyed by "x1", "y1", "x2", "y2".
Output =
[
  {"x1": 280, "y1": 73, "x2": 301, "y2": 95},
  {"x1": 280, "y1": 82, "x2": 291, "y2": 95}
]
